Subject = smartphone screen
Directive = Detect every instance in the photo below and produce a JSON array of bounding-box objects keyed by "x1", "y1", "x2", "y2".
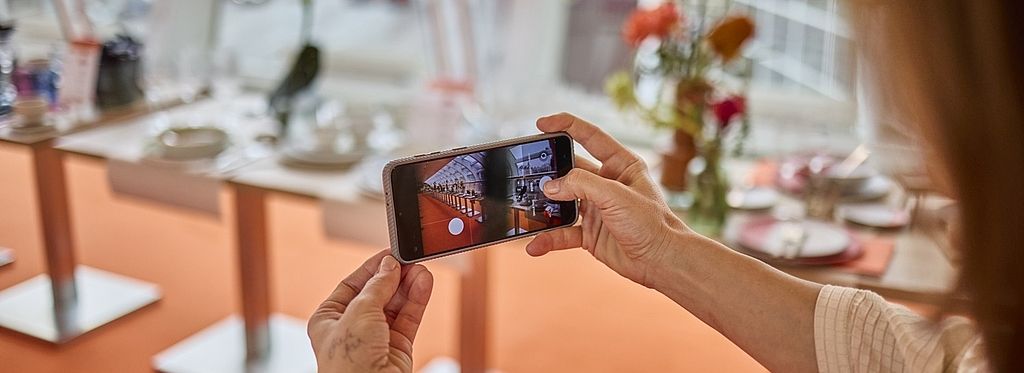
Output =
[{"x1": 389, "y1": 134, "x2": 577, "y2": 262}]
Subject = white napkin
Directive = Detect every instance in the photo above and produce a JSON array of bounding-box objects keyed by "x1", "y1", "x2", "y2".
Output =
[{"x1": 107, "y1": 158, "x2": 221, "y2": 215}]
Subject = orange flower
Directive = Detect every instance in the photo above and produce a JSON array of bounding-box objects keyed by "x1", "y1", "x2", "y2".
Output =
[
  {"x1": 622, "y1": 3, "x2": 682, "y2": 48},
  {"x1": 707, "y1": 16, "x2": 755, "y2": 62}
]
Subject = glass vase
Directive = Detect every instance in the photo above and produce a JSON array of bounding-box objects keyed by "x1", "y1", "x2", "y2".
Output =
[{"x1": 688, "y1": 144, "x2": 730, "y2": 236}]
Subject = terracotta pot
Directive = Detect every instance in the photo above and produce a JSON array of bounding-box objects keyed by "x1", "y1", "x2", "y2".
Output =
[{"x1": 660, "y1": 128, "x2": 697, "y2": 191}]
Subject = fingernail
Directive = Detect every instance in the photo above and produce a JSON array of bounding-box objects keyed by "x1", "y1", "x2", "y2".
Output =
[
  {"x1": 380, "y1": 256, "x2": 399, "y2": 272},
  {"x1": 543, "y1": 179, "x2": 560, "y2": 194}
]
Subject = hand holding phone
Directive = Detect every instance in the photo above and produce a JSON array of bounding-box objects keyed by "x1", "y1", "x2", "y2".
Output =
[
  {"x1": 523, "y1": 113, "x2": 686, "y2": 289},
  {"x1": 383, "y1": 132, "x2": 578, "y2": 263}
]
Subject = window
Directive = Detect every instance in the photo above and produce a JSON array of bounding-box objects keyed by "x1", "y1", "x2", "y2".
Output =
[{"x1": 735, "y1": 0, "x2": 854, "y2": 102}]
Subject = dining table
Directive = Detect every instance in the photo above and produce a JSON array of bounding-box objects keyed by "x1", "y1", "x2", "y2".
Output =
[{"x1": 0, "y1": 99, "x2": 184, "y2": 343}]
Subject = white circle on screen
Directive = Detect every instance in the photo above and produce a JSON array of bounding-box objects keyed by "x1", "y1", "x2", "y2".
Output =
[
  {"x1": 448, "y1": 218, "x2": 465, "y2": 236},
  {"x1": 539, "y1": 176, "x2": 554, "y2": 192}
]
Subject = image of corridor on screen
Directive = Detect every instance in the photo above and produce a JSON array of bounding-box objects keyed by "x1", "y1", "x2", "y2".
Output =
[{"x1": 415, "y1": 139, "x2": 564, "y2": 255}]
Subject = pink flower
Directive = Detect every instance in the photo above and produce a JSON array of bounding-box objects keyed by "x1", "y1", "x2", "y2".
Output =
[
  {"x1": 622, "y1": 3, "x2": 682, "y2": 48},
  {"x1": 712, "y1": 95, "x2": 746, "y2": 129}
]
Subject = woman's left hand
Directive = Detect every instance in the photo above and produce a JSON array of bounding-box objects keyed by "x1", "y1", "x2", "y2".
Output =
[{"x1": 307, "y1": 251, "x2": 434, "y2": 373}]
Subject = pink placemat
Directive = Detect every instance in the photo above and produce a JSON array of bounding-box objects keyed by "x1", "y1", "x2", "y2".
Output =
[{"x1": 836, "y1": 236, "x2": 894, "y2": 277}]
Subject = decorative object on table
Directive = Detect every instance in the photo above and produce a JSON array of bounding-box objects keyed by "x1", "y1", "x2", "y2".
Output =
[
  {"x1": 605, "y1": 1, "x2": 755, "y2": 193},
  {"x1": 13, "y1": 98, "x2": 49, "y2": 124},
  {"x1": 152, "y1": 126, "x2": 229, "y2": 161},
  {"x1": 278, "y1": 96, "x2": 366, "y2": 170},
  {"x1": 14, "y1": 57, "x2": 61, "y2": 107},
  {"x1": 840, "y1": 204, "x2": 911, "y2": 229},
  {"x1": 268, "y1": 0, "x2": 321, "y2": 137},
  {"x1": 96, "y1": 34, "x2": 145, "y2": 109},
  {"x1": 737, "y1": 218, "x2": 864, "y2": 266},
  {"x1": 776, "y1": 153, "x2": 894, "y2": 203},
  {"x1": 60, "y1": 39, "x2": 102, "y2": 119}
]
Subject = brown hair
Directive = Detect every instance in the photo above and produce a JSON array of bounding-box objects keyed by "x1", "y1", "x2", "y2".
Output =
[{"x1": 854, "y1": 1, "x2": 1024, "y2": 370}]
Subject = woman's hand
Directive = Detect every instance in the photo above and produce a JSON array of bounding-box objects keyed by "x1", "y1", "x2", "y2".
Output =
[
  {"x1": 308, "y1": 251, "x2": 434, "y2": 373},
  {"x1": 528, "y1": 113, "x2": 822, "y2": 372},
  {"x1": 526, "y1": 113, "x2": 693, "y2": 288}
]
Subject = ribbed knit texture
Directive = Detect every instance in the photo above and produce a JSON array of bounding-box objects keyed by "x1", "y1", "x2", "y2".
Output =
[{"x1": 814, "y1": 285, "x2": 988, "y2": 372}]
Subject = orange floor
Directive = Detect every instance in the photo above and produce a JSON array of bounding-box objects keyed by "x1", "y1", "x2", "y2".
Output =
[
  {"x1": 0, "y1": 144, "x2": 766, "y2": 373},
  {"x1": 418, "y1": 194, "x2": 486, "y2": 255}
]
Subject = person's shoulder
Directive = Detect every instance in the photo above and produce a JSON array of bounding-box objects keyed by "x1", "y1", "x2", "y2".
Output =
[{"x1": 955, "y1": 336, "x2": 990, "y2": 373}]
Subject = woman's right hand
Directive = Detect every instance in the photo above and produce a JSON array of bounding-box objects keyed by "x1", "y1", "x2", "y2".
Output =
[{"x1": 525, "y1": 113, "x2": 695, "y2": 288}]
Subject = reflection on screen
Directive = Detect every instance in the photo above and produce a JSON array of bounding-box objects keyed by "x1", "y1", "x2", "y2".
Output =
[{"x1": 414, "y1": 139, "x2": 564, "y2": 255}]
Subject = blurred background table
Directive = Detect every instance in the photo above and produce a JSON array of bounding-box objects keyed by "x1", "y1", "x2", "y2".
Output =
[
  {"x1": 54, "y1": 96, "x2": 318, "y2": 372},
  {"x1": 229, "y1": 151, "x2": 492, "y2": 373},
  {"x1": 0, "y1": 102, "x2": 180, "y2": 343}
]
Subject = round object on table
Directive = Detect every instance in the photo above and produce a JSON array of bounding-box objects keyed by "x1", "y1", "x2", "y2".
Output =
[
  {"x1": 842, "y1": 204, "x2": 910, "y2": 229},
  {"x1": 155, "y1": 127, "x2": 229, "y2": 160},
  {"x1": 786, "y1": 239, "x2": 864, "y2": 266},
  {"x1": 843, "y1": 176, "x2": 893, "y2": 202},
  {"x1": 13, "y1": 98, "x2": 49, "y2": 125},
  {"x1": 727, "y1": 187, "x2": 779, "y2": 210},
  {"x1": 8, "y1": 117, "x2": 56, "y2": 134},
  {"x1": 739, "y1": 219, "x2": 851, "y2": 259},
  {"x1": 279, "y1": 145, "x2": 364, "y2": 170}
]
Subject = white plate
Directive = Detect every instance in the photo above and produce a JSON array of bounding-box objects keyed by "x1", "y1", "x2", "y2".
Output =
[
  {"x1": 740, "y1": 220, "x2": 851, "y2": 258},
  {"x1": 280, "y1": 146, "x2": 364, "y2": 169},
  {"x1": 155, "y1": 127, "x2": 229, "y2": 160},
  {"x1": 842, "y1": 205, "x2": 910, "y2": 228}
]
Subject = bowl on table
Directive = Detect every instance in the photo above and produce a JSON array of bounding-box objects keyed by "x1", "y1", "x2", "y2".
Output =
[{"x1": 154, "y1": 127, "x2": 229, "y2": 160}]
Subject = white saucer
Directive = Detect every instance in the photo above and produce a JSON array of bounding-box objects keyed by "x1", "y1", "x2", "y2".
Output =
[
  {"x1": 154, "y1": 127, "x2": 229, "y2": 160},
  {"x1": 841, "y1": 205, "x2": 910, "y2": 229},
  {"x1": 727, "y1": 187, "x2": 779, "y2": 210},
  {"x1": 280, "y1": 146, "x2": 365, "y2": 170}
]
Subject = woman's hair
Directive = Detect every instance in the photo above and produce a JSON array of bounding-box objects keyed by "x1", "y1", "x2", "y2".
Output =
[{"x1": 854, "y1": 1, "x2": 1024, "y2": 370}]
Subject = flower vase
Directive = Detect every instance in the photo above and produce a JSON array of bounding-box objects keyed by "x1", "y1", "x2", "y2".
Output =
[
  {"x1": 688, "y1": 144, "x2": 730, "y2": 236},
  {"x1": 660, "y1": 128, "x2": 697, "y2": 191}
]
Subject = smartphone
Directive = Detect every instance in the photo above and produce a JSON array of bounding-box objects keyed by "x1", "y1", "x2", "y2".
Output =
[{"x1": 383, "y1": 132, "x2": 578, "y2": 263}]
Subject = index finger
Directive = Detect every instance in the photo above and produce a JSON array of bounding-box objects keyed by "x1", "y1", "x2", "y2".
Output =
[{"x1": 537, "y1": 113, "x2": 645, "y2": 181}]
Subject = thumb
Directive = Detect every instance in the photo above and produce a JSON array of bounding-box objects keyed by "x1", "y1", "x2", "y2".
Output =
[
  {"x1": 543, "y1": 169, "x2": 620, "y2": 209},
  {"x1": 347, "y1": 255, "x2": 402, "y2": 314}
]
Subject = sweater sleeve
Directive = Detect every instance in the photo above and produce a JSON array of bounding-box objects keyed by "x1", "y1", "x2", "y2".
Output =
[{"x1": 814, "y1": 285, "x2": 987, "y2": 373}]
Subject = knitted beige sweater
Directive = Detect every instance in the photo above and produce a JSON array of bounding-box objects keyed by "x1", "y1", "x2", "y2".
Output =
[{"x1": 814, "y1": 285, "x2": 989, "y2": 372}]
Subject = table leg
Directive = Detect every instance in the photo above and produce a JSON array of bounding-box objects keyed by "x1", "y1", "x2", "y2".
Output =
[
  {"x1": 459, "y1": 248, "x2": 489, "y2": 373},
  {"x1": 236, "y1": 184, "x2": 272, "y2": 360},
  {"x1": 0, "y1": 142, "x2": 160, "y2": 343},
  {"x1": 153, "y1": 183, "x2": 315, "y2": 373}
]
